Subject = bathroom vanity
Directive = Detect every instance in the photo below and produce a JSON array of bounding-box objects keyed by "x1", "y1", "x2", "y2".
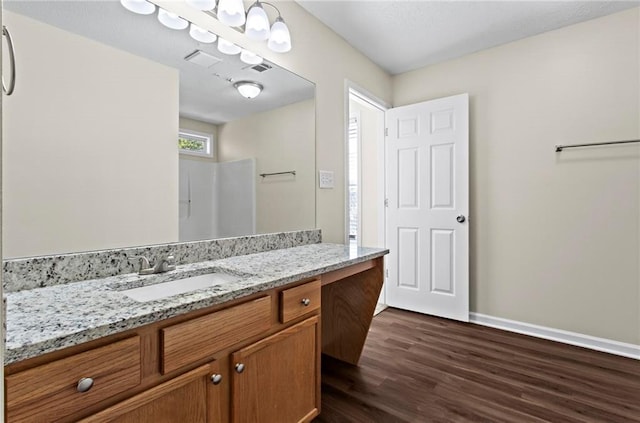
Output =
[{"x1": 3, "y1": 241, "x2": 387, "y2": 423}]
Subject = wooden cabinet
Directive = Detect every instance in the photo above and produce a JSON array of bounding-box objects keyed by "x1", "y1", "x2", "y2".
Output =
[
  {"x1": 5, "y1": 336, "x2": 141, "y2": 423},
  {"x1": 161, "y1": 296, "x2": 272, "y2": 374},
  {"x1": 280, "y1": 279, "x2": 321, "y2": 323},
  {"x1": 5, "y1": 257, "x2": 384, "y2": 423},
  {"x1": 79, "y1": 361, "x2": 224, "y2": 423},
  {"x1": 231, "y1": 316, "x2": 320, "y2": 423}
]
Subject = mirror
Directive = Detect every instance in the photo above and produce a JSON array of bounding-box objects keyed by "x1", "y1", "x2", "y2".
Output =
[{"x1": 2, "y1": 0, "x2": 316, "y2": 259}]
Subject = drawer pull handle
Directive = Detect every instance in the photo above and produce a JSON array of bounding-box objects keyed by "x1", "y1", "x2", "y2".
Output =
[
  {"x1": 301, "y1": 298, "x2": 311, "y2": 306},
  {"x1": 211, "y1": 374, "x2": 223, "y2": 385},
  {"x1": 76, "y1": 377, "x2": 94, "y2": 393},
  {"x1": 235, "y1": 363, "x2": 245, "y2": 374}
]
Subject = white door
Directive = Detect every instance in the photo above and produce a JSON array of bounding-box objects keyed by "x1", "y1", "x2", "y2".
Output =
[{"x1": 385, "y1": 93, "x2": 469, "y2": 321}]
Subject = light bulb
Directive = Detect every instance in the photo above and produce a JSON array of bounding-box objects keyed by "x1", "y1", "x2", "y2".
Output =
[
  {"x1": 217, "y1": 38, "x2": 241, "y2": 55},
  {"x1": 267, "y1": 17, "x2": 291, "y2": 53},
  {"x1": 185, "y1": 0, "x2": 216, "y2": 11},
  {"x1": 240, "y1": 49, "x2": 264, "y2": 65},
  {"x1": 234, "y1": 81, "x2": 263, "y2": 99},
  {"x1": 217, "y1": 0, "x2": 246, "y2": 27},
  {"x1": 120, "y1": 0, "x2": 155, "y2": 15},
  {"x1": 245, "y1": 3, "x2": 270, "y2": 41},
  {"x1": 158, "y1": 8, "x2": 188, "y2": 30},
  {"x1": 189, "y1": 23, "x2": 217, "y2": 43}
]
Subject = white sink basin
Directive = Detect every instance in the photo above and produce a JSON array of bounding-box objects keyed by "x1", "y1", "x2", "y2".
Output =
[{"x1": 122, "y1": 272, "x2": 241, "y2": 302}]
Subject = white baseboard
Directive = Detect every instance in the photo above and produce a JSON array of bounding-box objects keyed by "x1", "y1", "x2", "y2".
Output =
[{"x1": 469, "y1": 312, "x2": 640, "y2": 360}]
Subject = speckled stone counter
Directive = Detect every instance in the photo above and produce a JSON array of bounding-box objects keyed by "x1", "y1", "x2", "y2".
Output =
[
  {"x1": 5, "y1": 243, "x2": 387, "y2": 365},
  {"x1": 3, "y1": 230, "x2": 321, "y2": 292}
]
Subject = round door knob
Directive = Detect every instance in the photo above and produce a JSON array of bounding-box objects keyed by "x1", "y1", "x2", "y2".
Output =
[
  {"x1": 235, "y1": 363, "x2": 245, "y2": 374},
  {"x1": 301, "y1": 298, "x2": 311, "y2": 306},
  {"x1": 76, "y1": 377, "x2": 94, "y2": 393},
  {"x1": 211, "y1": 374, "x2": 223, "y2": 385},
  {"x1": 456, "y1": 215, "x2": 466, "y2": 223}
]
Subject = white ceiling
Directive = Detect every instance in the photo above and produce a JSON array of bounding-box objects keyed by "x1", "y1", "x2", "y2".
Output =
[
  {"x1": 297, "y1": 0, "x2": 640, "y2": 75},
  {"x1": 5, "y1": 0, "x2": 315, "y2": 124}
]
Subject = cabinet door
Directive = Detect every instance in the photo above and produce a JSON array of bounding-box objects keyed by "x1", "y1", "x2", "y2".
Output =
[
  {"x1": 80, "y1": 362, "x2": 224, "y2": 423},
  {"x1": 231, "y1": 316, "x2": 319, "y2": 423}
]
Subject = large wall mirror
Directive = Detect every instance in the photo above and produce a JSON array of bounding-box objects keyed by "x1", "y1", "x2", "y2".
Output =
[{"x1": 3, "y1": 0, "x2": 316, "y2": 259}]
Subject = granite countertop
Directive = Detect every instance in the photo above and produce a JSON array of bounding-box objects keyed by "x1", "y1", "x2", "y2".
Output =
[{"x1": 5, "y1": 243, "x2": 388, "y2": 365}]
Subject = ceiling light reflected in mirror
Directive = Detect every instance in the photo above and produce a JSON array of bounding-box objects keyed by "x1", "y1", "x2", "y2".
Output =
[
  {"x1": 120, "y1": 0, "x2": 155, "y2": 15},
  {"x1": 158, "y1": 8, "x2": 189, "y2": 30},
  {"x1": 234, "y1": 81, "x2": 263, "y2": 99},
  {"x1": 189, "y1": 23, "x2": 217, "y2": 43},
  {"x1": 240, "y1": 49, "x2": 263, "y2": 65},
  {"x1": 217, "y1": 37, "x2": 241, "y2": 55}
]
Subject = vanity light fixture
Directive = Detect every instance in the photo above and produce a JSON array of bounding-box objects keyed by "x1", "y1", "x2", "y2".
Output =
[
  {"x1": 245, "y1": 2, "x2": 292, "y2": 53},
  {"x1": 182, "y1": 0, "x2": 293, "y2": 54},
  {"x1": 189, "y1": 23, "x2": 217, "y2": 43},
  {"x1": 158, "y1": 8, "x2": 189, "y2": 30},
  {"x1": 120, "y1": 0, "x2": 155, "y2": 15},
  {"x1": 267, "y1": 16, "x2": 292, "y2": 53},
  {"x1": 234, "y1": 81, "x2": 263, "y2": 99},
  {"x1": 240, "y1": 49, "x2": 263, "y2": 65},
  {"x1": 245, "y1": 1, "x2": 271, "y2": 41},
  {"x1": 217, "y1": 0, "x2": 246, "y2": 27},
  {"x1": 185, "y1": 0, "x2": 216, "y2": 11},
  {"x1": 217, "y1": 38, "x2": 241, "y2": 55}
]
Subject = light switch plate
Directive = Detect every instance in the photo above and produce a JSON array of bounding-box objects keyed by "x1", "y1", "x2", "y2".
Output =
[{"x1": 318, "y1": 170, "x2": 334, "y2": 189}]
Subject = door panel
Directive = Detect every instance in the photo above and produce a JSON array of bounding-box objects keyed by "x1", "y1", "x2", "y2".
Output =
[
  {"x1": 398, "y1": 148, "x2": 419, "y2": 208},
  {"x1": 386, "y1": 93, "x2": 469, "y2": 322},
  {"x1": 398, "y1": 227, "x2": 419, "y2": 289}
]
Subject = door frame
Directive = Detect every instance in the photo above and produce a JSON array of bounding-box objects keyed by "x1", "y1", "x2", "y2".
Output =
[
  {"x1": 343, "y1": 80, "x2": 390, "y2": 244},
  {"x1": 344, "y1": 80, "x2": 389, "y2": 303}
]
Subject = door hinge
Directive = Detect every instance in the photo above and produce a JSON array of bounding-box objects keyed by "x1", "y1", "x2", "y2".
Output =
[
  {"x1": 384, "y1": 128, "x2": 389, "y2": 137},
  {"x1": 385, "y1": 269, "x2": 389, "y2": 278},
  {"x1": 384, "y1": 198, "x2": 389, "y2": 207}
]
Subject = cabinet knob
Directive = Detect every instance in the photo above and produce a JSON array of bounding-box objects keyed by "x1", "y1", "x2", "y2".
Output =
[
  {"x1": 76, "y1": 377, "x2": 94, "y2": 393},
  {"x1": 210, "y1": 374, "x2": 223, "y2": 385},
  {"x1": 235, "y1": 363, "x2": 245, "y2": 374},
  {"x1": 301, "y1": 298, "x2": 311, "y2": 306}
]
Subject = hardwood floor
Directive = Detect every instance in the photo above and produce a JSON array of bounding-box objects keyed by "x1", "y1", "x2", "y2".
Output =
[{"x1": 314, "y1": 308, "x2": 640, "y2": 423}]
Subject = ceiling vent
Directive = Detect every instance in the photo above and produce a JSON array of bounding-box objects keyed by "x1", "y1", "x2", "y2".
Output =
[
  {"x1": 250, "y1": 63, "x2": 272, "y2": 73},
  {"x1": 184, "y1": 50, "x2": 223, "y2": 68}
]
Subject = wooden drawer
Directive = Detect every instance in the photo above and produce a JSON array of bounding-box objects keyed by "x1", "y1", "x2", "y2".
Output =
[
  {"x1": 161, "y1": 296, "x2": 271, "y2": 374},
  {"x1": 280, "y1": 279, "x2": 321, "y2": 324},
  {"x1": 6, "y1": 336, "x2": 141, "y2": 423}
]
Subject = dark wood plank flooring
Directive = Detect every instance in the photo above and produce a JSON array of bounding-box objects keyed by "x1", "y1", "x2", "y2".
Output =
[{"x1": 313, "y1": 308, "x2": 640, "y2": 423}]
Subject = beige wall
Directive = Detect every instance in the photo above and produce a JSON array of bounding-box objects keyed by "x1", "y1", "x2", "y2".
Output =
[
  {"x1": 393, "y1": 8, "x2": 640, "y2": 344},
  {"x1": 156, "y1": 1, "x2": 393, "y2": 243},
  {"x1": 3, "y1": 11, "x2": 179, "y2": 258},
  {"x1": 218, "y1": 99, "x2": 315, "y2": 234}
]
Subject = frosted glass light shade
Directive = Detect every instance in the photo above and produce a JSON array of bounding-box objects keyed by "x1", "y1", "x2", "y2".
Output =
[
  {"x1": 158, "y1": 9, "x2": 188, "y2": 30},
  {"x1": 217, "y1": 0, "x2": 246, "y2": 27},
  {"x1": 267, "y1": 17, "x2": 291, "y2": 53},
  {"x1": 245, "y1": 3, "x2": 270, "y2": 41},
  {"x1": 185, "y1": 0, "x2": 216, "y2": 11},
  {"x1": 234, "y1": 81, "x2": 263, "y2": 99},
  {"x1": 189, "y1": 24, "x2": 217, "y2": 43},
  {"x1": 120, "y1": 0, "x2": 155, "y2": 15},
  {"x1": 240, "y1": 49, "x2": 263, "y2": 65},
  {"x1": 217, "y1": 38, "x2": 241, "y2": 55}
]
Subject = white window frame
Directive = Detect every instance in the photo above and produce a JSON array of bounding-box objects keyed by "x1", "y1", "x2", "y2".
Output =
[{"x1": 178, "y1": 128, "x2": 215, "y2": 159}]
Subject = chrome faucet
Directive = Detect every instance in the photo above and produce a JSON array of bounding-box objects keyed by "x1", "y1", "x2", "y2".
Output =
[{"x1": 131, "y1": 255, "x2": 176, "y2": 275}]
